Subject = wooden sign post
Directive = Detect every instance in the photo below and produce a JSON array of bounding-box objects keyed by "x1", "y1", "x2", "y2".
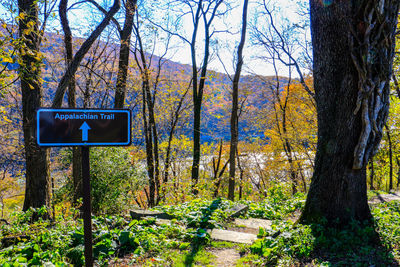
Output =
[{"x1": 37, "y1": 108, "x2": 131, "y2": 267}]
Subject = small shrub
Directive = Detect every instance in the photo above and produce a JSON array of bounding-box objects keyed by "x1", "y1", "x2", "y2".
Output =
[{"x1": 90, "y1": 147, "x2": 147, "y2": 215}]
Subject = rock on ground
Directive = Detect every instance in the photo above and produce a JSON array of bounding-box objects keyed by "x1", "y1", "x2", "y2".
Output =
[
  {"x1": 234, "y1": 218, "x2": 272, "y2": 230},
  {"x1": 210, "y1": 229, "x2": 257, "y2": 244},
  {"x1": 129, "y1": 209, "x2": 174, "y2": 220}
]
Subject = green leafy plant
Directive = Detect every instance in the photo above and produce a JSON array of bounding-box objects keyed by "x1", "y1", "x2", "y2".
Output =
[
  {"x1": 153, "y1": 198, "x2": 234, "y2": 229},
  {"x1": 242, "y1": 185, "x2": 305, "y2": 220},
  {"x1": 90, "y1": 147, "x2": 147, "y2": 215}
]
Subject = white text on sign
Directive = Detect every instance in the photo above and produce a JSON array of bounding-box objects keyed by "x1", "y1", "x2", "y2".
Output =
[{"x1": 54, "y1": 113, "x2": 115, "y2": 120}]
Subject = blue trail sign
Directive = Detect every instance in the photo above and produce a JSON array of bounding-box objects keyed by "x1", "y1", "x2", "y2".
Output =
[
  {"x1": 37, "y1": 108, "x2": 131, "y2": 267},
  {"x1": 37, "y1": 108, "x2": 131, "y2": 146}
]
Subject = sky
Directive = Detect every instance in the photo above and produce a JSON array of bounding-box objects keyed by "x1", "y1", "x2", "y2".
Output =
[{"x1": 0, "y1": 0, "x2": 310, "y2": 77}]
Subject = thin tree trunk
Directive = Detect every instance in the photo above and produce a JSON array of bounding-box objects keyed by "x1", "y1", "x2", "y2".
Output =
[
  {"x1": 191, "y1": 0, "x2": 223, "y2": 193},
  {"x1": 191, "y1": 97, "x2": 202, "y2": 194},
  {"x1": 133, "y1": 17, "x2": 162, "y2": 207},
  {"x1": 59, "y1": 0, "x2": 83, "y2": 204},
  {"x1": 270, "y1": 71, "x2": 298, "y2": 194},
  {"x1": 228, "y1": 0, "x2": 248, "y2": 201},
  {"x1": 284, "y1": 140, "x2": 298, "y2": 194},
  {"x1": 236, "y1": 151, "x2": 244, "y2": 200},
  {"x1": 213, "y1": 140, "x2": 229, "y2": 198},
  {"x1": 189, "y1": 1, "x2": 203, "y2": 194},
  {"x1": 114, "y1": 0, "x2": 137, "y2": 108},
  {"x1": 396, "y1": 157, "x2": 400, "y2": 188},
  {"x1": 162, "y1": 88, "x2": 189, "y2": 200},
  {"x1": 369, "y1": 157, "x2": 375, "y2": 190},
  {"x1": 145, "y1": 80, "x2": 160, "y2": 204},
  {"x1": 141, "y1": 81, "x2": 155, "y2": 207},
  {"x1": 163, "y1": 120, "x2": 177, "y2": 185},
  {"x1": 162, "y1": 130, "x2": 174, "y2": 198},
  {"x1": 191, "y1": 35, "x2": 210, "y2": 194},
  {"x1": 385, "y1": 124, "x2": 393, "y2": 191}
]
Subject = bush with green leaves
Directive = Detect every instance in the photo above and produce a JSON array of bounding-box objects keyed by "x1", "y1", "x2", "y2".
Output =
[
  {"x1": 0, "y1": 207, "x2": 75, "y2": 266},
  {"x1": 56, "y1": 147, "x2": 146, "y2": 215},
  {"x1": 56, "y1": 147, "x2": 145, "y2": 215},
  {"x1": 153, "y1": 198, "x2": 235, "y2": 229},
  {"x1": 249, "y1": 221, "x2": 315, "y2": 265},
  {"x1": 0, "y1": 207, "x2": 190, "y2": 266},
  {"x1": 241, "y1": 185, "x2": 305, "y2": 220},
  {"x1": 90, "y1": 147, "x2": 146, "y2": 214},
  {"x1": 372, "y1": 201, "x2": 400, "y2": 258},
  {"x1": 89, "y1": 147, "x2": 147, "y2": 215}
]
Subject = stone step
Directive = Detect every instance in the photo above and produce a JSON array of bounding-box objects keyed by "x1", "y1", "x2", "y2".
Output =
[
  {"x1": 368, "y1": 191, "x2": 400, "y2": 204},
  {"x1": 130, "y1": 209, "x2": 174, "y2": 220},
  {"x1": 233, "y1": 218, "x2": 272, "y2": 230},
  {"x1": 227, "y1": 204, "x2": 249, "y2": 218},
  {"x1": 210, "y1": 229, "x2": 257, "y2": 244}
]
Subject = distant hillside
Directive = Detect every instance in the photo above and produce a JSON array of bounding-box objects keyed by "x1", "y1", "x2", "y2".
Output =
[{"x1": 4, "y1": 29, "x2": 287, "y2": 143}]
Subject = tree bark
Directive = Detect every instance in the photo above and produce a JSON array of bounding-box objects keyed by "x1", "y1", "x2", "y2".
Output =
[
  {"x1": 228, "y1": 0, "x2": 248, "y2": 201},
  {"x1": 213, "y1": 140, "x2": 229, "y2": 198},
  {"x1": 236, "y1": 150, "x2": 244, "y2": 200},
  {"x1": 300, "y1": 0, "x2": 399, "y2": 225},
  {"x1": 18, "y1": 0, "x2": 51, "y2": 211}
]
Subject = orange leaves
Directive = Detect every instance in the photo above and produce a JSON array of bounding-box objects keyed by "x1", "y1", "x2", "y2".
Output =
[
  {"x1": 260, "y1": 77, "x2": 316, "y2": 190},
  {"x1": 0, "y1": 175, "x2": 18, "y2": 197}
]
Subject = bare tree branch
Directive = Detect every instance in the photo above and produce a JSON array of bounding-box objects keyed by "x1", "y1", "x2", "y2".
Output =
[{"x1": 52, "y1": 0, "x2": 120, "y2": 108}]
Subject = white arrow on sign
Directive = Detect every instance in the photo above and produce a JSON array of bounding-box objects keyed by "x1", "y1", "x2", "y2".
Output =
[{"x1": 79, "y1": 121, "x2": 91, "y2": 141}]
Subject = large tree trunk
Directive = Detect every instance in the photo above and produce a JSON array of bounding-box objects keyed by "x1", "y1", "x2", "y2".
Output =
[
  {"x1": 300, "y1": 0, "x2": 399, "y2": 225},
  {"x1": 18, "y1": 0, "x2": 51, "y2": 211}
]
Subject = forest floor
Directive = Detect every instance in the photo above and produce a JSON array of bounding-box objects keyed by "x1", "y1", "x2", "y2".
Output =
[
  {"x1": 200, "y1": 191, "x2": 400, "y2": 266},
  {"x1": 116, "y1": 191, "x2": 400, "y2": 266},
  {"x1": 1, "y1": 191, "x2": 400, "y2": 266}
]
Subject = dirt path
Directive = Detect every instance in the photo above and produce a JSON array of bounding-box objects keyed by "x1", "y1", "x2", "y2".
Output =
[{"x1": 211, "y1": 248, "x2": 241, "y2": 267}]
